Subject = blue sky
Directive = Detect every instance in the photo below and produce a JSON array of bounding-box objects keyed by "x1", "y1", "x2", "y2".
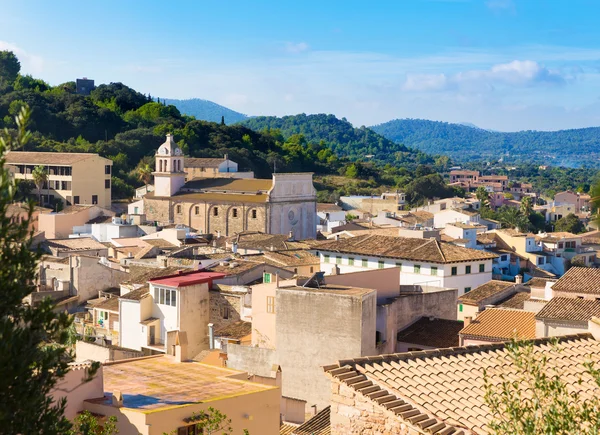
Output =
[{"x1": 3, "y1": 0, "x2": 600, "y2": 131}]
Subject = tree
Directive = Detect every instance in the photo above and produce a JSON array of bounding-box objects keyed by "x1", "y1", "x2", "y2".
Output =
[
  {"x1": 70, "y1": 410, "x2": 117, "y2": 435},
  {"x1": 32, "y1": 164, "x2": 48, "y2": 206},
  {"x1": 476, "y1": 186, "x2": 490, "y2": 209},
  {"x1": 496, "y1": 206, "x2": 529, "y2": 231},
  {"x1": 163, "y1": 407, "x2": 249, "y2": 435},
  {"x1": 0, "y1": 50, "x2": 21, "y2": 85},
  {"x1": 554, "y1": 213, "x2": 585, "y2": 234},
  {"x1": 221, "y1": 115, "x2": 225, "y2": 125},
  {"x1": 484, "y1": 338, "x2": 600, "y2": 435},
  {"x1": 0, "y1": 105, "x2": 84, "y2": 433},
  {"x1": 520, "y1": 196, "x2": 533, "y2": 216},
  {"x1": 137, "y1": 162, "x2": 153, "y2": 186}
]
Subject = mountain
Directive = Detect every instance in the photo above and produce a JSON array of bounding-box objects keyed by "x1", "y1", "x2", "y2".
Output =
[
  {"x1": 163, "y1": 98, "x2": 248, "y2": 124},
  {"x1": 238, "y1": 113, "x2": 425, "y2": 164},
  {"x1": 370, "y1": 119, "x2": 600, "y2": 167}
]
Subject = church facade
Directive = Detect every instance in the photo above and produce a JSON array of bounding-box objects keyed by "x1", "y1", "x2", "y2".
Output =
[{"x1": 143, "y1": 135, "x2": 317, "y2": 239}]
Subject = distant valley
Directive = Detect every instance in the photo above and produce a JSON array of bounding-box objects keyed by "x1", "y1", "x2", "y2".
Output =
[{"x1": 164, "y1": 98, "x2": 248, "y2": 124}]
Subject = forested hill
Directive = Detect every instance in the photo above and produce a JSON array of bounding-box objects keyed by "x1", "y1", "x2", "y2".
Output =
[
  {"x1": 163, "y1": 98, "x2": 248, "y2": 124},
  {"x1": 371, "y1": 119, "x2": 600, "y2": 167},
  {"x1": 238, "y1": 113, "x2": 431, "y2": 164}
]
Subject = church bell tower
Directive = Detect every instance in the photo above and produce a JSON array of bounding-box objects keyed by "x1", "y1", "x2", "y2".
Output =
[{"x1": 153, "y1": 134, "x2": 185, "y2": 197}]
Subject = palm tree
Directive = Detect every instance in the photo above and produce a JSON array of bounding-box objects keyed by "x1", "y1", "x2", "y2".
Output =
[
  {"x1": 31, "y1": 165, "x2": 48, "y2": 206},
  {"x1": 497, "y1": 206, "x2": 530, "y2": 231},
  {"x1": 136, "y1": 163, "x2": 153, "y2": 186},
  {"x1": 520, "y1": 196, "x2": 533, "y2": 217},
  {"x1": 475, "y1": 186, "x2": 490, "y2": 209}
]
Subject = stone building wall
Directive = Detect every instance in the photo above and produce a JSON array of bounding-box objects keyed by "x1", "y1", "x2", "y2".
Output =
[
  {"x1": 209, "y1": 290, "x2": 244, "y2": 330},
  {"x1": 330, "y1": 380, "x2": 425, "y2": 435}
]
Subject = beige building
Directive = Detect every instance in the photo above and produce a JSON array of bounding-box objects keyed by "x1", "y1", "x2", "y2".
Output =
[
  {"x1": 185, "y1": 155, "x2": 254, "y2": 180},
  {"x1": 7, "y1": 151, "x2": 113, "y2": 208},
  {"x1": 6, "y1": 203, "x2": 52, "y2": 232},
  {"x1": 144, "y1": 135, "x2": 317, "y2": 239},
  {"x1": 37, "y1": 204, "x2": 114, "y2": 239},
  {"x1": 79, "y1": 355, "x2": 280, "y2": 435}
]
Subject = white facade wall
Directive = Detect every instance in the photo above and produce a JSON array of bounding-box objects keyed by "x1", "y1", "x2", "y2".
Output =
[
  {"x1": 119, "y1": 300, "x2": 143, "y2": 351},
  {"x1": 434, "y1": 210, "x2": 479, "y2": 228},
  {"x1": 318, "y1": 251, "x2": 492, "y2": 296},
  {"x1": 128, "y1": 199, "x2": 144, "y2": 215}
]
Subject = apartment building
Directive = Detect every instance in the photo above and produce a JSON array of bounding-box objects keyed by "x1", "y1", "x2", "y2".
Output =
[{"x1": 6, "y1": 151, "x2": 113, "y2": 208}]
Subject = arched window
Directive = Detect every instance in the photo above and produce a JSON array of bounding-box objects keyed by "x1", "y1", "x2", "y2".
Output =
[
  {"x1": 159, "y1": 159, "x2": 163, "y2": 172},
  {"x1": 176, "y1": 204, "x2": 182, "y2": 214},
  {"x1": 232, "y1": 208, "x2": 238, "y2": 218},
  {"x1": 164, "y1": 159, "x2": 168, "y2": 172},
  {"x1": 213, "y1": 207, "x2": 219, "y2": 217},
  {"x1": 251, "y1": 209, "x2": 257, "y2": 219}
]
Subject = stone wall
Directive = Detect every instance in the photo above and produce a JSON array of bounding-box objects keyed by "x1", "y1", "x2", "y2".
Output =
[
  {"x1": 75, "y1": 340, "x2": 143, "y2": 363},
  {"x1": 209, "y1": 290, "x2": 243, "y2": 330},
  {"x1": 226, "y1": 343, "x2": 278, "y2": 378},
  {"x1": 330, "y1": 380, "x2": 425, "y2": 435}
]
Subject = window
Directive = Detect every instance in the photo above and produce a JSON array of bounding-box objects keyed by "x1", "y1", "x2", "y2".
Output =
[
  {"x1": 165, "y1": 290, "x2": 171, "y2": 306},
  {"x1": 378, "y1": 260, "x2": 385, "y2": 269},
  {"x1": 92, "y1": 195, "x2": 98, "y2": 205},
  {"x1": 74, "y1": 196, "x2": 80, "y2": 205},
  {"x1": 465, "y1": 265, "x2": 471, "y2": 274},
  {"x1": 232, "y1": 208, "x2": 238, "y2": 218},
  {"x1": 464, "y1": 287, "x2": 471, "y2": 293},
  {"x1": 362, "y1": 259, "x2": 368, "y2": 268},
  {"x1": 105, "y1": 165, "x2": 111, "y2": 174},
  {"x1": 558, "y1": 242, "x2": 564, "y2": 249},
  {"x1": 54, "y1": 180, "x2": 60, "y2": 190},
  {"x1": 177, "y1": 424, "x2": 198, "y2": 435},
  {"x1": 310, "y1": 266, "x2": 314, "y2": 273},
  {"x1": 479, "y1": 264, "x2": 485, "y2": 273},
  {"x1": 221, "y1": 306, "x2": 230, "y2": 319},
  {"x1": 267, "y1": 296, "x2": 275, "y2": 313},
  {"x1": 538, "y1": 257, "x2": 545, "y2": 265},
  {"x1": 176, "y1": 204, "x2": 182, "y2": 214},
  {"x1": 155, "y1": 287, "x2": 177, "y2": 307},
  {"x1": 194, "y1": 206, "x2": 199, "y2": 215},
  {"x1": 414, "y1": 264, "x2": 421, "y2": 274},
  {"x1": 348, "y1": 257, "x2": 354, "y2": 266},
  {"x1": 62, "y1": 181, "x2": 68, "y2": 190},
  {"x1": 171, "y1": 291, "x2": 176, "y2": 307},
  {"x1": 500, "y1": 255, "x2": 508, "y2": 261},
  {"x1": 459, "y1": 304, "x2": 463, "y2": 312},
  {"x1": 324, "y1": 255, "x2": 330, "y2": 263},
  {"x1": 451, "y1": 266, "x2": 457, "y2": 276},
  {"x1": 105, "y1": 179, "x2": 110, "y2": 189},
  {"x1": 263, "y1": 273, "x2": 271, "y2": 283},
  {"x1": 431, "y1": 266, "x2": 438, "y2": 276},
  {"x1": 159, "y1": 288, "x2": 165, "y2": 304},
  {"x1": 213, "y1": 207, "x2": 219, "y2": 216},
  {"x1": 251, "y1": 209, "x2": 257, "y2": 219},
  {"x1": 336, "y1": 256, "x2": 342, "y2": 265}
]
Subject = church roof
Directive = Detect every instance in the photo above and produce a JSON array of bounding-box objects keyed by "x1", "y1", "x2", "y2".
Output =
[
  {"x1": 156, "y1": 134, "x2": 181, "y2": 156},
  {"x1": 182, "y1": 177, "x2": 273, "y2": 193}
]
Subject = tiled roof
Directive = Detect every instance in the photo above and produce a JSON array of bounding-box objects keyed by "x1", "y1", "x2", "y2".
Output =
[
  {"x1": 5, "y1": 151, "x2": 104, "y2": 165},
  {"x1": 185, "y1": 157, "x2": 226, "y2": 168},
  {"x1": 214, "y1": 321, "x2": 252, "y2": 340},
  {"x1": 293, "y1": 406, "x2": 330, "y2": 435},
  {"x1": 317, "y1": 203, "x2": 343, "y2": 212},
  {"x1": 497, "y1": 291, "x2": 531, "y2": 309},
  {"x1": 458, "y1": 280, "x2": 516, "y2": 305},
  {"x1": 44, "y1": 237, "x2": 107, "y2": 252},
  {"x1": 317, "y1": 234, "x2": 497, "y2": 264},
  {"x1": 324, "y1": 334, "x2": 600, "y2": 435},
  {"x1": 252, "y1": 250, "x2": 320, "y2": 267},
  {"x1": 396, "y1": 318, "x2": 462, "y2": 348},
  {"x1": 150, "y1": 190, "x2": 270, "y2": 204},
  {"x1": 183, "y1": 177, "x2": 273, "y2": 193},
  {"x1": 526, "y1": 277, "x2": 555, "y2": 288},
  {"x1": 279, "y1": 423, "x2": 298, "y2": 435},
  {"x1": 206, "y1": 260, "x2": 263, "y2": 276},
  {"x1": 536, "y1": 297, "x2": 600, "y2": 322},
  {"x1": 459, "y1": 308, "x2": 536, "y2": 340},
  {"x1": 551, "y1": 267, "x2": 600, "y2": 295},
  {"x1": 234, "y1": 232, "x2": 311, "y2": 251},
  {"x1": 125, "y1": 266, "x2": 185, "y2": 285},
  {"x1": 143, "y1": 238, "x2": 177, "y2": 249},
  {"x1": 94, "y1": 296, "x2": 120, "y2": 312},
  {"x1": 120, "y1": 285, "x2": 149, "y2": 301}
]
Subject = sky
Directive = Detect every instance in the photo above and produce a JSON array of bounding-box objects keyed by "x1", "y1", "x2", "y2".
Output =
[{"x1": 3, "y1": 0, "x2": 600, "y2": 131}]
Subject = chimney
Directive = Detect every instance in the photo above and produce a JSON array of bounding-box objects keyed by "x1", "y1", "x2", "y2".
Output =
[
  {"x1": 208, "y1": 323, "x2": 215, "y2": 350},
  {"x1": 464, "y1": 316, "x2": 472, "y2": 327},
  {"x1": 224, "y1": 153, "x2": 228, "y2": 160},
  {"x1": 232, "y1": 241, "x2": 238, "y2": 254},
  {"x1": 112, "y1": 390, "x2": 123, "y2": 407},
  {"x1": 515, "y1": 274, "x2": 523, "y2": 284},
  {"x1": 288, "y1": 229, "x2": 294, "y2": 241},
  {"x1": 275, "y1": 273, "x2": 280, "y2": 287}
]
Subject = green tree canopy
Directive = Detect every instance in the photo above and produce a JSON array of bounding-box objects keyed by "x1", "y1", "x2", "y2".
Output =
[
  {"x1": 0, "y1": 50, "x2": 20, "y2": 85},
  {"x1": 553, "y1": 213, "x2": 585, "y2": 234}
]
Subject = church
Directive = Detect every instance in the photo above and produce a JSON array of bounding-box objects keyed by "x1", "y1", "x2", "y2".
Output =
[{"x1": 143, "y1": 134, "x2": 317, "y2": 239}]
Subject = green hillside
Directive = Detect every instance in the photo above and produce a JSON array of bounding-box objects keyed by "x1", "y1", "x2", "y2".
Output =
[
  {"x1": 163, "y1": 98, "x2": 248, "y2": 124},
  {"x1": 239, "y1": 113, "x2": 431, "y2": 165},
  {"x1": 370, "y1": 118, "x2": 600, "y2": 168}
]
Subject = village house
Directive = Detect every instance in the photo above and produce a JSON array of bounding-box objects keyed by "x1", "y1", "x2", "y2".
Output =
[
  {"x1": 536, "y1": 297, "x2": 600, "y2": 337},
  {"x1": 456, "y1": 278, "x2": 527, "y2": 321},
  {"x1": 37, "y1": 204, "x2": 115, "y2": 239},
  {"x1": 143, "y1": 134, "x2": 317, "y2": 239},
  {"x1": 80, "y1": 355, "x2": 280, "y2": 435},
  {"x1": 339, "y1": 192, "x2": 406, "y2": 215},
  {"x1": 433, "y1": 207, "x2": 480, "y2": 228},
  {"x1": 316, "y1": 203, "x2": 346, "y2": 232},
  {"x1": 395, "y1": 317, "x2": 463, "y2": 352},
  {"x1": 6, "y1": 203, "x2": 52, "y2": 232},
  {"x1": 6, "y1": 151, "x2": 113, "y2": 208},
  {"x1": 315, "y1": 234, "x2": 496, "y2": 296},
  {"x1": 324, "y1": 332, "x2": 600, "y2": 435},
  {"x1": 43, "y1": 237, "x2": 109, "y2": 258},
  {"x1": 554, "y1": 190, "x2": 591, "y2": 212}
]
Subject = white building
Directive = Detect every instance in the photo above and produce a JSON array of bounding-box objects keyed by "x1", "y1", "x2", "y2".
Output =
[
  {"x1": 316, "y1": 203, "x2": 346, "y2": 232},
  {"x1": 314, "y1": 234, "x2": 496, "y2": 296},
  {"x1": 119, "y1": 270, "x2": 225, "y2": 357},
  {"x1": 433, "y1": 208, "x2": 480, "y2": 229}
]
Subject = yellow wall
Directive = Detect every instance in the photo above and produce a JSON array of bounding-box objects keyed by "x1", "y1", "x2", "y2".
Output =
[{"x1": 72, "y1": 156, "x2": 112, "y2": 208}]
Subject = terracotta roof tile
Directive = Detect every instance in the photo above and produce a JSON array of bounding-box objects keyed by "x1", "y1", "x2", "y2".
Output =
[
  {"x1": 396, "y1": 318, "x2": 462, "y2": 348},
  {"x1": 44, "y1": 237, "x2": 107, "y2": 252},
  {"x1": 183, "y1": 177, "x2": 273, "y2": 192},
  {"x1": 458, "y1": 280, "x2": 516, "y2": 305},
  {"x1": 214, "y1": 321, "x2": 252, "y2": 340},
  {"x1": 5, "y1": 151, "x2": 106, "y2": 165},
  {"x1": 551, "y1": 267, "x2": 600, "y2": 295},
  {"x1": 325, "y1": 334, "x2": 600, "y2": 435},
  {"x1": 185, "y1": 157, "x2": 226, "y2": 168},
  {"x1": 317, "y1": 234, "x2": 497, "y2": 264},
  {"x1": 497, "y1": 291, "x2": 531, "y2": 309},
  {"x1": 459, "y1": 308, "x2": 536, "y2": 341},
  {"x1": 536, "y1": 297, "x2": 600, "y2": 322},
  {"x1": 317, "y1": 203, "x2": 343, "y2": 212},
  {"x1": 292, "y1": 406, "x2": 330, "y2": 435}
]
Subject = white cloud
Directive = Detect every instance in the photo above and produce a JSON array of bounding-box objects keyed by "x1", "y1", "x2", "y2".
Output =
[
  {"x1": 402, "y1": 60, "x2": 568, "y2": 92},
  {"x1": 284, "y1": 42, "x2": 310, "y2": 54},
  {"x1": 0, "y1": 41, "x2": 45, "y2": 74}
]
